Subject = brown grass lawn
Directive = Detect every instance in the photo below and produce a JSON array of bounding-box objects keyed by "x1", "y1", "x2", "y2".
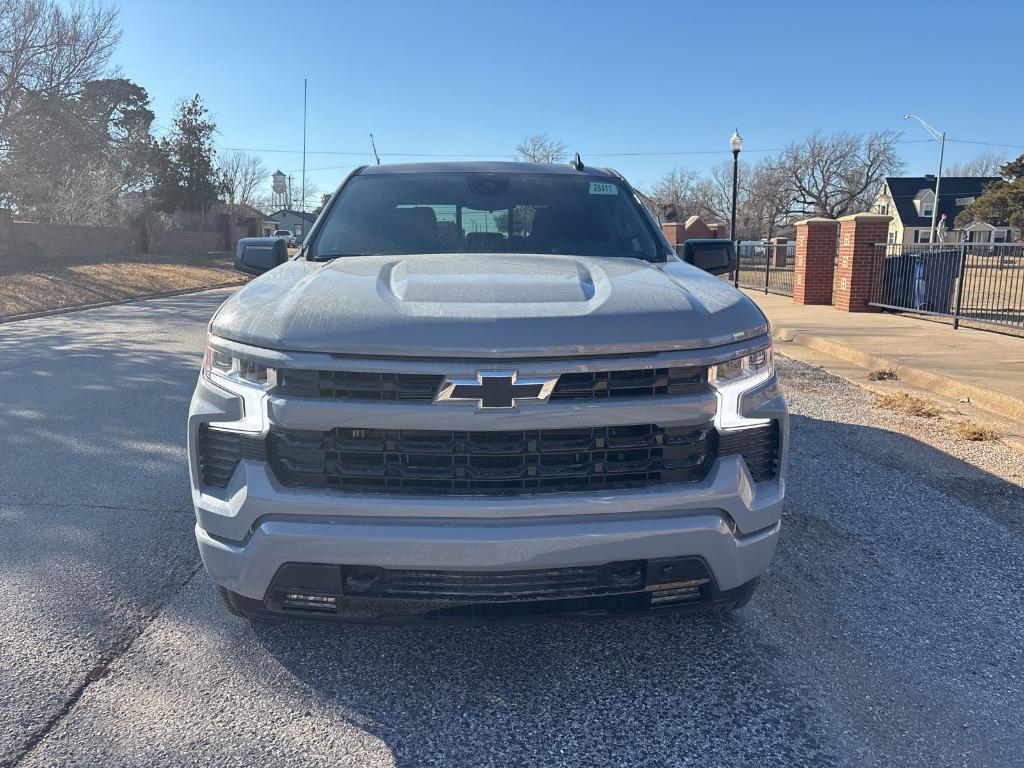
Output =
[{"x1": 0, "y1": 252, "x2": 249, "y2": 319}]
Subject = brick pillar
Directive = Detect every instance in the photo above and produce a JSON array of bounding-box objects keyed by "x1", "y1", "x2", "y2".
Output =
[
  {"x1": 792, "y1": 218, "x2": 838, "y2": 305},
  {"x1": 770, "y1": 236, "x2": 788, "y2": 267},
  {"x1": 834, "y1": 214, "x2": 891, "y2": 312},
  {"x1": 660, "y1": 222, "x2": 681, "y2": 249}
]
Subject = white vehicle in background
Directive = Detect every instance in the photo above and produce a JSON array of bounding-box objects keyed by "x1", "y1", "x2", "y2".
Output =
[{"x1": 271, "y1": 229, "x2": 297, "y2": 247}]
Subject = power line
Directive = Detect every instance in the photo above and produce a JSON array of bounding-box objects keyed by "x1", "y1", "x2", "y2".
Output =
[
  {"x1": 948, "y1": 139, "x2": 1024, "y2": 150},
  {"x1": 236, "y1": 136, "x2": 1019, "y2": 177},
  {"x1": 222, "y1": 138, "x2": 944, "y2": 160}
]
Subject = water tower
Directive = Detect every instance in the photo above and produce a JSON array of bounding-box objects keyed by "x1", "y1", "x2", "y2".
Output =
[{"x1": 271, "y1": 170, "x2": 289, "y2": 210}]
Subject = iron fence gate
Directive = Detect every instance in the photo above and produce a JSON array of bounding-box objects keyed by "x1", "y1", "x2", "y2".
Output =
[
  {"x1": 868, "y1": 243, "x2": 1024, "y2": 332},
  {"x1": 735, "y1": 241, "x2": 796, "y2": 296}
]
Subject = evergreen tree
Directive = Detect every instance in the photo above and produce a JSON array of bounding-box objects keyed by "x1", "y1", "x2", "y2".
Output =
[{"x1": 153, "y1": 94, "x2": 220, "y2": 214}]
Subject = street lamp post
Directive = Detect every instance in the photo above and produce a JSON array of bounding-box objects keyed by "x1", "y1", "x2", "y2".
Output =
[
  {"x1": 730, "y1": 129, "x2": 743, "y2": 288},
  {"x1": 903, "y1": 114, "x2": 945, "y2": 244}
]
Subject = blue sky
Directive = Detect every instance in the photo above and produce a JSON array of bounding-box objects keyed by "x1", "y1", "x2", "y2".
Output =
[{"x1": 114, "y1": 0, "x2": 1024, "y2": 204}]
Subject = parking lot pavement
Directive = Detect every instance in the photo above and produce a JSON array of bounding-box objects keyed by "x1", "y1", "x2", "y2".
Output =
[{"x1": 3, "y1": 292, "x2": 1023, "y2": 767}]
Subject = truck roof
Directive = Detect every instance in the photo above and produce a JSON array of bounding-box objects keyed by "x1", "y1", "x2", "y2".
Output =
[{"x1": 356, "y1": 160, "x2": 618, "y2": 178}]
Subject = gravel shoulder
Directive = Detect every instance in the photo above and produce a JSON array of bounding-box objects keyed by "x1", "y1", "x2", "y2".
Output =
[{"x1": 5, "y1": 336, "x2": 1022, "y2": 768}]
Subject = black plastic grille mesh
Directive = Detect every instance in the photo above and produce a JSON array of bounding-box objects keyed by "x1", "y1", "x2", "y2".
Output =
[
  {"x1": 196, "y1": 425, "x2": 266, "y2": 487},
  {"x1": 198, "y1": 420, "x2": 780, "y2": 492},
  {"x1": 275, "y1": 370, "x2": 444, "y2": 401},
  {"x1": 549, "y1": 367, "x2": 706, "y2": 399},
  {"x1": 716, "y1": 421, "x2": 779, "y2": 482},
  {"x1": 266, "y1": 423, "x2": 714, "y2": 495},
  {"x1": 273, "y1": 366, "x2": 708, "y2": 402}
]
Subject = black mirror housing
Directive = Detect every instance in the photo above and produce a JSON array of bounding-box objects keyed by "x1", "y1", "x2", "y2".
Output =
[
  {"x1": 235, "y1": 237, "x2": 289, "y2": 276},
  {"x1": 680, "y1": 239, "x2": 736, "y2": 276}
]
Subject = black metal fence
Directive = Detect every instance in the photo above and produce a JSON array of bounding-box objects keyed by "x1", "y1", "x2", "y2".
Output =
[
  {"x1": 868, "y1": 242, "x2": 1024, "y2": 332},
  {"x1": 735, "y1": 241, "x2": 796, "y2": 296}
]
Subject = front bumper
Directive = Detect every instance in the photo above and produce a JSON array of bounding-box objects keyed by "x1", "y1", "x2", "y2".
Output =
[{"x1": 197, "y1": 506, "x2": 781, "y2": 616}]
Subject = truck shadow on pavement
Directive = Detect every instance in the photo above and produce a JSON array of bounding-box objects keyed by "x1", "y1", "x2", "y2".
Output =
[{"x1": 242, "y1": 413, "x2": 1023, "y2": 768}]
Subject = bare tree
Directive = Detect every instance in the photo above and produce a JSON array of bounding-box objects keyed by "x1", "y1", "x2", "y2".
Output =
[
  {"x1": 771, "y1": 129, "x2": 904, "y2": 218},
  {"x1": 0, "y1": 0, "x2": 120, "y2": 151},
  {"x1": 944, "y1": 152, "x2": 1007, "y2": 177},
  {"x1": 220, "y1": 150, "x2": 267, "y2": 216},
  {"x1": 678, "y1": 158, "x2": 792, "y2": 240},
  {"x1": 515, "y1": 133, "x2": 567, "y2": 164},
  {"x1": 297, "y1": 179, "x2": 320, "y2": 214},
  {"x1": 646, "y1": 167, "x2": 701, "y2": 221},
  {"x1": 746, "y1": 161, "x2": 792, "y2": 239}
]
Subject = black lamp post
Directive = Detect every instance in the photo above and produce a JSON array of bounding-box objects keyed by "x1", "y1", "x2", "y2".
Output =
[{"x1": 730, "y1": 129, "x2": 742, "y2": 288}]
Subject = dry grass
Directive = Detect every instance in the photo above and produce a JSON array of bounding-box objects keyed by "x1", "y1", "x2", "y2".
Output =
[
  {"x1": 948, "y1": 421, "x2": 1000, "y2": 441},
  {"x1": 0, "y1": 254, "x2": 247, "y2": 319},
  {"x1": 867, "y1": 368, "x2": 898, "y2": 381},
  {"x1": 874, "y1": 391, "x2": 943, "y2": 418}
]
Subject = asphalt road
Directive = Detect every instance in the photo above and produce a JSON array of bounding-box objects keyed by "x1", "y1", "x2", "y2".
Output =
[{"x1": 1, "y1": 289, "x2": 1022, "y2": 768}]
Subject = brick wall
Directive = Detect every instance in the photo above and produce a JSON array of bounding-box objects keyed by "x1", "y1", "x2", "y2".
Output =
[
  {"x1": 661, "y1": 215, "x2": 726, "y2": 247},
  {"x1": 147, "y1": 229, "x2": 226, "y2": 256},
  {"x1": 792, "y1": 218, "x2": 838, "y2": 305},
  {"x1": 834, "y1": 214, "x2": 891, "y2": 312},
  {"x1": 1, "y1": 222, "x2": 140, "y2": 268}
]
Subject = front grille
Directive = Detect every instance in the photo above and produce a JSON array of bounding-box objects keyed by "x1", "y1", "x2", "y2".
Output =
[
  {"x1": 716, "y1": 421, "x2": 779, "y2": 482},
  {"x1": 273, "y1": 365, "x2": 708, "y2": 402},
  {"x1": 265, "y1": 558, "x2": 715, "y2": 614},
  {"x1": 196, "y1": 425, "x2": 266, "y2": 487},
  {"x1": 198, "y1": 420, "x2": 781, "y2": 493},
  {"x1": 266, "y1": 423, "x2": 715, "y2": 495},
  {"x1": 342, "y1": 561, "x2": 647, "y2": 601},
  {"x1": 275, "y1": 369, "x2": 444, "y2": 401},
  {"x1": 549, "y1": 366, "x2": 706, "y2": 399}
]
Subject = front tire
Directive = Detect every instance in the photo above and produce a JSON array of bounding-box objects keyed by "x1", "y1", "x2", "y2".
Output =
[
  {"x1": 715, "y1": 576, "x2": 759, "y2": 615},
  {"x1": 216, "y1": 585, "x2": 248, "y2": 618}
]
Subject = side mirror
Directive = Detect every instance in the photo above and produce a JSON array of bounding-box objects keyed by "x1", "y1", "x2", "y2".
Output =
[
  {"x1": 680, "y1": 239, "x2": 736, "y2": 276},
  {"x1": 235, "y1": 237, "x2": 289, "y2": 276}
]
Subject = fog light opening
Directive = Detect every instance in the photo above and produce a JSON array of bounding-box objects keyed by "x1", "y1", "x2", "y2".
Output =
[
  {"x1": 648, "y1": 578, "x2": 711, "y2": 606},
  {"x1": 280, "y1": 592, "x2": 338, "y2": 613}
]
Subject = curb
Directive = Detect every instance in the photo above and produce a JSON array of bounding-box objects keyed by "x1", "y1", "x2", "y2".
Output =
[
  {"x1": 774, "y1": 327, "x2": 1024, "y2": 425},
  {"x1": 0, "y1": 281, "x2": 247, "y2": 325}
]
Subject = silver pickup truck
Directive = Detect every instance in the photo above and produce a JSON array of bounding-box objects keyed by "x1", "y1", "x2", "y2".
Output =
[{"x1": 189, "y1": 160, "x2": 787, "y2": 622}]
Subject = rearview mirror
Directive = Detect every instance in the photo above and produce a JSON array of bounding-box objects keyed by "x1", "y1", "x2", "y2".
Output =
[
  {"x1": 235, "y1": 237, "x2": 289, "y2": 276},
  {"x1": 680, "y1": 239, "x2": 735, "y2": 276}
]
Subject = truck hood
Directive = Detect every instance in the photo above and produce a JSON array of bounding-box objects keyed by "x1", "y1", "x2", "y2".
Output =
[{"x1": 210, "y1": 254, "x2": 769, "y2": 358}]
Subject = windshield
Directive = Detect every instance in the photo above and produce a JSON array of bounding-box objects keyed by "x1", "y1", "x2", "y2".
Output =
[{"x1": 309, "y1": 172, "x2": 662, "y2": 262}]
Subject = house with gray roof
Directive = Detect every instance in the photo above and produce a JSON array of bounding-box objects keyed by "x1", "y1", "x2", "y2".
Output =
[{"x1": 871, "y1": 176, "x2": 1011, "y2": 245}]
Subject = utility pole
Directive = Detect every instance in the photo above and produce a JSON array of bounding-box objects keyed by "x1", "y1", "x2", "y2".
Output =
[{"x1": 903, "y1": 114, "x2": 945, "y2": 244}]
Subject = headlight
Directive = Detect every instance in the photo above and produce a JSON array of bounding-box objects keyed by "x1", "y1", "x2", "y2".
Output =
[
  {"x1": 709, "y1": 347, "x2": 773, "y2": 388},
  {"x1": 203, "y1": 342, "x2": 274, "y2": 390},
  {"x1": 202, "y1": 337, "x2": 275, "y2": 434},
  {"x1": 710, "y1": 346, "x2": 774, "y2": 430}
]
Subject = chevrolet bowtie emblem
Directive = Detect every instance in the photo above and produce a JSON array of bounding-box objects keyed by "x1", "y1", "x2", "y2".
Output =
[{"x1": 434, "y1": 371, "x2": 559, "y2": 409}]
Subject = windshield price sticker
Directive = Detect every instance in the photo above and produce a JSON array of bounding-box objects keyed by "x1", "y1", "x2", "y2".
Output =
[{"x1": 589, "y1": 182, "x2": 618, "y2": 195}]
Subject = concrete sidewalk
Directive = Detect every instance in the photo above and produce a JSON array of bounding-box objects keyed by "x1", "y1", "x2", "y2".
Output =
[{"x1": 743, "y1": 290, "x2": 1024, "y2": 423}]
